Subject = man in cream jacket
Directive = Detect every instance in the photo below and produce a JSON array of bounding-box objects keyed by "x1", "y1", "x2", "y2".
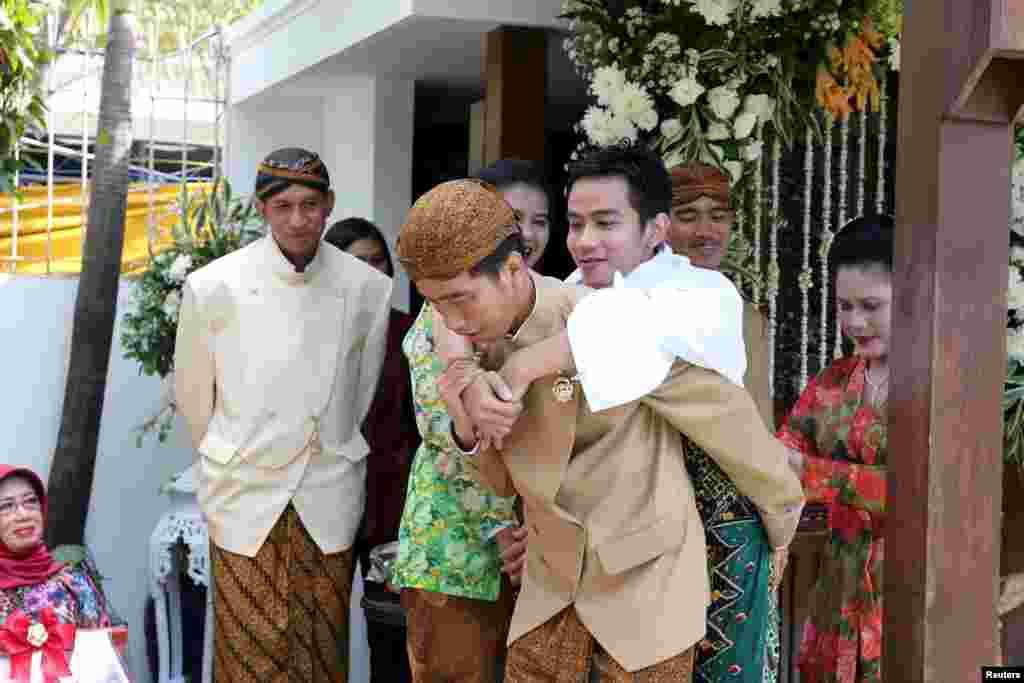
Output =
[{"x1": 174, "y1": 148, "x2": 392, "y2": 682}]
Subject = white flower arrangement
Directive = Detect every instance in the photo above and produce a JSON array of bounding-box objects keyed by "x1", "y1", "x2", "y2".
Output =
[
  {"x1": 1004, "y1": 129, "x2": 1024, "y2": 470},
  {"x1": 121, "y1": 179, "x2": 263, "y2": 445},
  {"x1": 560, "y1": 0, "x2": 902, "y2": 184}
]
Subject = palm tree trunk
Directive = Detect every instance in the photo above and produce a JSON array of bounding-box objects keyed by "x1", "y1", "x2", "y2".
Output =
[{"x1": 45, "y1": 6, "x2": 134, "y2": 548}]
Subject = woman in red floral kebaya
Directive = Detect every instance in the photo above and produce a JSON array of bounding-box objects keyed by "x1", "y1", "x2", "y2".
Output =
[{"x1": 777, "y1": 215, "x2": 893, "y2": 683}]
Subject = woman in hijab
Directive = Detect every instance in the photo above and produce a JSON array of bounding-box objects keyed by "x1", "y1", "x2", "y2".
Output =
[{"x1": 0, "y1": 466, "x2": 112, "y2": 628}]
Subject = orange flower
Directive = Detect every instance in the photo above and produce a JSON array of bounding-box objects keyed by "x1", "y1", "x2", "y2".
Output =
[
  {"x1": 816, "y1": 68, "x2": 854, "y2": 120},
  {"x1": 830, "y1": 46, "x2": 844, "y2": 72},
  {"x1": 861, "y1": 16, "x2": 884, "y2": 51},
  {"x1": 844, "y1": 36, "x2": 877, "y2": 72}
]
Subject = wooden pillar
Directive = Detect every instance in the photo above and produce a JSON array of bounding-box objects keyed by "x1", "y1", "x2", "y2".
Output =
[
  {"x1": 887, "y1": 2, "x2": 1024, "y2": 680},
  {"x1": 481, "y1": 27, "x2": 547, "y2": 166}
]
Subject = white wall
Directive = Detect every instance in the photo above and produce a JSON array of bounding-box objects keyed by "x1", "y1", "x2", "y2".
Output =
[
  {"x1": 0, "y1": 273, "x2": 374, "y2": 683},
  {"x1": 0, "y1": 273, "x2": 194, "y2": 683},
  {"x1": 226, "y1": 76, "x2": 415, "y2": 313},
  {"x1": 227, "y1": 0, "x2": 410, "y2": 106}
]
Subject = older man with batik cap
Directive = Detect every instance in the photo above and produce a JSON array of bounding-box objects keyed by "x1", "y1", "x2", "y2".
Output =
[
  {"x1": 668, "y1": 160, "x2": 774, "y2": 424},
  {"x1": 398, "y1": 178, "x2": 804, "y2": 682},
  {"x1": 175, "y1": 147, "x2": 393, "y2": 682}
]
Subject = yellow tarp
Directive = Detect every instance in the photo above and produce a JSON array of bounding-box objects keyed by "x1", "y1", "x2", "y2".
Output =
[{"x1": 0, "y1": 182, "x2": 212, "y2": 276}]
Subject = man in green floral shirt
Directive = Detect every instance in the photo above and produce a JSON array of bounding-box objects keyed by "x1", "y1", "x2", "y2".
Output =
[{"x1": 391, "y1": 298, "x2": 520, "y2": 682}]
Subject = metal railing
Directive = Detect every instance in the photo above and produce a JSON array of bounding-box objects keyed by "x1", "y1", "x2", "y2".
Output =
[{"x1": 1, "y1": 4, "x2": 230, "y2": 275}]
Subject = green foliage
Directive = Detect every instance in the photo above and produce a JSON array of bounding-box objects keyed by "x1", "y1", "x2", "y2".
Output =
[
  {"x1": 122, "y1": 177, "x2": 262, "y2": 446},
  {"x1": 121, "y1": 177, "x2": 262, "y2": 384},
  {"x1": 0, "y1": 0, "x2": 50, "y2": 193},
  {"x1": 868, "y1": 0, "x2": 902, "y2": 37},
  {"x1": 62, "y1": 0, "x2": 260, "y2": 54}
]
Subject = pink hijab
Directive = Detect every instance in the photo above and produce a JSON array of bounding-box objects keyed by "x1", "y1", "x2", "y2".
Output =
[{"x1": 0, "y1": 466, "x2": 64, "y2": 590}]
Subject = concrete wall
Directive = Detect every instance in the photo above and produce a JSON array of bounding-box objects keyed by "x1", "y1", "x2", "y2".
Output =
[
  {"x1": 226, "y1": 76, "x2": 415, "y2": 313},
  {"x1": 0, "y1": 273, "x2": 371, "y2": 683}
]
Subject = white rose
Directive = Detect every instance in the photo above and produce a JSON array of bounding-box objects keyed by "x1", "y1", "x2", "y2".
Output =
[
  {"x1": 743, "y1": 140, "x2": 764, "y2": 161},
  {"x1": 162, "y1": 290, "x2": 182, "y2": 320},
  {"x1": 733, "y1": 112, "x2": 758, "y2": 140},
  {"x1": 706, "y1": 122, "x2": 730, "y2": 141},
  {"x1": 744, "y1": 94, "x2": 776, "y2": 122},
  {"x1": 660, "y1": 118, "x2": 684, "y2": 141},
  {"x1": 582, "y1": 106, "x2": 637, "y2": 147},
  {"x1": 749, "y1": 0, "x2": 783, "y2": 19},
  {"x1": 1010, "y1": 268, "x2": 1024, "y2": 310},
  {"x1": 609, "y1": 81, "x2": 656, "y2": 127},
  {"x1": 167, "y1": 253, "x2": 193, "y2": 283},
  {"x1": 1011, "y1": 246, "x2": 1024, "y2": 266},
  {"x1": 669, "y1": 76, "x2": 705, "y2": 108},
  {"x1": 591, "y1": 66, "x2": 627, "y2": 106},
  {"x1": 707, "y1": 86, "x2": 741, "y2": 120},
  {"x1": 888, "y1": 39, "x2": 901, "y2": 72},
  {"x1": 634, "y1": 107, "x2": 659, "y2": 132},
  {"x1": 689, "y1": 0, "x2": 738, "y2": 26},
  {"x1": 1009, "y1": 329, "x2": 1024, "y2": 361}
]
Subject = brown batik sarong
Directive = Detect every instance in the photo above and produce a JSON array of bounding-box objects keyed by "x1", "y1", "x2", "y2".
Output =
[
  {"x1": 211, "y1": 503, "x2": 355, "y2": 683},
  {"x1": 400, "y1": 575, "x2": 517, "y2": 683},
  {"x1": 504, "y1": 607, "x2": 695, "y2": 683}
]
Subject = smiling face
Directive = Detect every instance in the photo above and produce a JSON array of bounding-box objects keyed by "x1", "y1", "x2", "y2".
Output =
[
  {"x1": 0, "y1": 476, "x2": 43, "y2": 556},
  {"x1": 256, "y1": 184, "x2": 335, "y2": 267},
  {"x1": 668, "y1": 195, "x2": 734, "y2": 270},
  {"x1": 500, "y1": 183, "x2": 550, "y2": 269},
  {"x1": 567, "y1": 176, "x2": 665, "y2": 288},
  {"x1": 836, "y1": 264, "x2": 893, "y2": 363},
  {"x1": 415, "y1": 252, "x2": 531, "y2": 345}
]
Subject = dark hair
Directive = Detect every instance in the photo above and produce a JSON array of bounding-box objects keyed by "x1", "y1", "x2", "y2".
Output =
[
  {"x1": 323, "y1": 217, "x2": 394, "y2": 277},
  {"x1": 470, "y1": 233, "x2": 528, "y2": 279},
  {"x1": 475, "y1": 159, "x2": 551, "y2": 198},
  {"x1": 830, "y1": 214, "x2": 895, "y2": 274},
  {"x1": 566, "y1": 144, "x2": 672, "y2": 225}
]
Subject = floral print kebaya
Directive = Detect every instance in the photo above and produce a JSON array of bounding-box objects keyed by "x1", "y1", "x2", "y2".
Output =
[
  {"x1": 777, "y1": 357, "x2": 885, "y2": 683},
  {"x1": 391, "y1": 303, "x2": 518, "y2": 601},
  {"x1": 0, "y1": 566, "x2": 110, "y2": 629}
]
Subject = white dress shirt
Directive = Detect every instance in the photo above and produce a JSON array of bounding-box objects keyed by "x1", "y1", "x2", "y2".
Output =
[{"x1": 565, "y1": 246, "x2": 747, "y2": 411}]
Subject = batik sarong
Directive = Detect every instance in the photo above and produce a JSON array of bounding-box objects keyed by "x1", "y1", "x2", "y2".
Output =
[
  {"x1": 211, "y1": 503, "x2": 355, "y2": 682},
  {"x1": 504, "y1": 607, "x2": 695, "y2": 682},
  {"x1": 400, "y1": 575, "x2": 516, "y2": 683},
  {"x1": 684, "y1": 437, "x2": 779, "y2": 683}
]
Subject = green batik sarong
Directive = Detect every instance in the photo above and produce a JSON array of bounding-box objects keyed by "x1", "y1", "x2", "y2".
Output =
[{"x1": 684, "y1": 437, "x2": 779, "y2": 683}]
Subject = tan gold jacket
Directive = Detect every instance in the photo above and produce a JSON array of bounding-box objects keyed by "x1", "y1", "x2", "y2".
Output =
[
  {"x1": 480, "y1": 274, "x2": 804, "y2": 672},
  {"x1": 743, "y1": 300, "x2": 775, "y2": 427}
]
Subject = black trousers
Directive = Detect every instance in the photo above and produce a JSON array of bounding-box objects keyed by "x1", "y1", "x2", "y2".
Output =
[{"x1": 356, "y1": 537, "x2": 412, "y2": 683}]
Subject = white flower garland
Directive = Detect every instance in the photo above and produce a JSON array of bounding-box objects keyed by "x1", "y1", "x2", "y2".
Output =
[
  {"x1": 876, "y1": 75, "x2": 888, "y2": 214},
  {"x1": 1008, "y1": 149, "x2": 1024, "y2": 360},
  {"x1": 753, "y1": 123, "x2": 764, "y2": 305},
  {"x1": 799, "y1": 125, "x2": 814, "y2": 390},
  {"x1": 834, "y1": 116, "x2": 851, "y2": 360},
  {"x1": 857, "y1": 109, "x2": 868, "y2": 215},
  {"x1": 768, "y1": 134, "x2": 782, "y2": 400},
  {"x1": 819, "y1": 116, "x2": 834, "y2": 371}
]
